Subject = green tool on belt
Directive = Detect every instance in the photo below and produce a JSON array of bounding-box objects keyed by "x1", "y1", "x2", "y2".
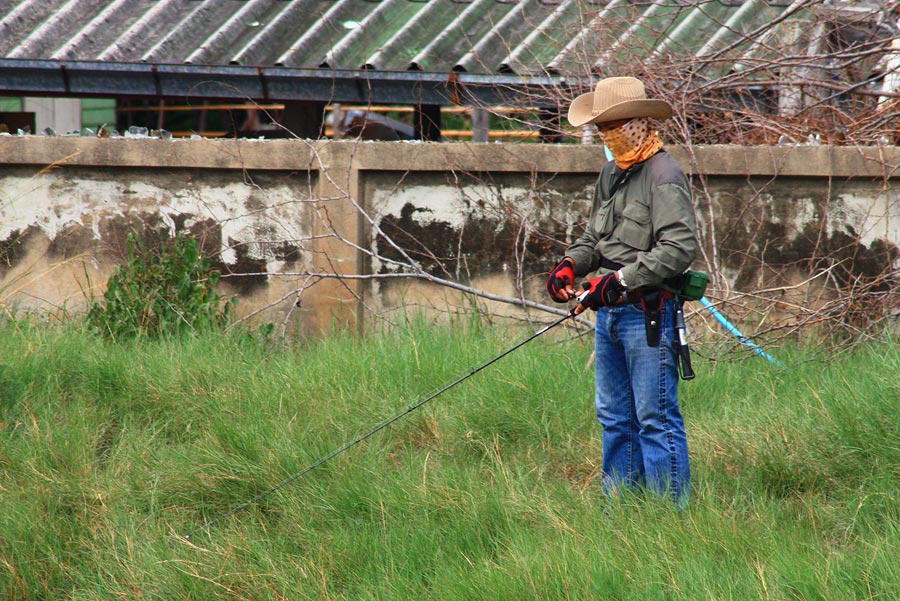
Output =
[
  {"x1": 671, "y1": 270, "x2": 709, "y2": 380},
  {"x1": 675, "y1": 269, "x2": 710, "y2": 302}
]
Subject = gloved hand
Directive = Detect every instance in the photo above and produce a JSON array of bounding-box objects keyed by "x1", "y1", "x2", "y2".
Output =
[
  {"x1": 546, "y1": 258, "x2": 576, "y2": 303},
  {"x1": 577, "y1": 272, "x2": 626, "y2": 311}
]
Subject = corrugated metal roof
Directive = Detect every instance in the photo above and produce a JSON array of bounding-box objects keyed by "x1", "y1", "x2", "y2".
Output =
[
  {"x1": 1, "y1": 0, "x2": 802, "y2": 75},
  {"x1": 0, "y1": 0, "x2": 571, "y2": 73},
  {"x1": 0, "y1": 0, "x2": 890, "y2": 105}
]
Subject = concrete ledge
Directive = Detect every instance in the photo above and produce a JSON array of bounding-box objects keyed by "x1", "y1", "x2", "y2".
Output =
[
  {"x1": 674, "y1": 145, "x2": 900, "y2": 178},
  {"x1": 4, "y1": 137, "x2": 899, "y2": 178}
]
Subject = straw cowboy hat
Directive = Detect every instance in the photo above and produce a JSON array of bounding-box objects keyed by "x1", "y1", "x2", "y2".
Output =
[{"x1": 567, "y1": 76, "x2": 672, "y2": 127}]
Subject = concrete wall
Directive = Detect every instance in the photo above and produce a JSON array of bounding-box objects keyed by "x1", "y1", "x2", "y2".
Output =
[{"x1": 1, "y1": 137, "x2": 898, "y2": 335}]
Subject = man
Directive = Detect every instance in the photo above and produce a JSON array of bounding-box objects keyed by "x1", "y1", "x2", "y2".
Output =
[{"x1": 547, "y1": 76, "x2": 699, "y2": 504}]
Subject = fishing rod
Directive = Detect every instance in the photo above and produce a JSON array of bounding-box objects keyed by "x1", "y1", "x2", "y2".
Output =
[{"x1": 184, "y1": 309, "x2": 578, "y2": 539}]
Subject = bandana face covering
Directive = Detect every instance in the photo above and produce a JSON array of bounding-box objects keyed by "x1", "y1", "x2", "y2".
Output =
[{"x1": 599, "y1": 118, "x2": 663, "y2": 170}]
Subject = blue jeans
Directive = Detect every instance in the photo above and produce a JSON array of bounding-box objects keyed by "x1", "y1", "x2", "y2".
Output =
[{"x1": 594, "y1": 298, "x2": 690, "y2": 504}]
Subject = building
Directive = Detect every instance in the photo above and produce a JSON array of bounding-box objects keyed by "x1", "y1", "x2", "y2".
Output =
[{"x1": 1, "y1": 0, "x2": 896, "y2": 143}]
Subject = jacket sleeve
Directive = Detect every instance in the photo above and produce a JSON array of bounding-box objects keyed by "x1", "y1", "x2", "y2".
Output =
[
  {"x1": 619, "y1": 177, "x2": 698, "y2": 288},
  {"x1": 565, "y1": 173, "x2": 605, "y2": 277}
]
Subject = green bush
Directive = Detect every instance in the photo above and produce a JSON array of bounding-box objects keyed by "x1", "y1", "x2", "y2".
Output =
[{"x1": 88, "y1": 232, "x2": 234, "y2": 339}]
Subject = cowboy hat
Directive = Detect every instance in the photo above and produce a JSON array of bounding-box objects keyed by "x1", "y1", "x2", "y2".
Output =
[{"x1": 567, "y1": 76, "x2": 672, "y2": 127}]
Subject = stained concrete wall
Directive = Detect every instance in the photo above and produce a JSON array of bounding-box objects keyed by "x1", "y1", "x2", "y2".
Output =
[{"x1": 1, "y1": 137, "x2": 898, "y2": 334}]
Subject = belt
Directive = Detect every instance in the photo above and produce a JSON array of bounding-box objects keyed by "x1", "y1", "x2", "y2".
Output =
[{"x1": 621, "y1": 288, "x2": 674, "y2": 305}]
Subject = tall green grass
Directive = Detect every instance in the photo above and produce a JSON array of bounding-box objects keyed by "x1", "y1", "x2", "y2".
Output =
[{"x1": 0, "y1": 316, "x2": 897, "y2": 599}]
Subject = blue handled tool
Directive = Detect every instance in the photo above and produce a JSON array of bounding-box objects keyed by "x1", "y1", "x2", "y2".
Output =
[{"x1": 699, "y1": 296, "x2": 782, "y2": 366}]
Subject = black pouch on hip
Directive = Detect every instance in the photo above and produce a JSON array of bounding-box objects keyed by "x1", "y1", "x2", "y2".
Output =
[{"x1": 640, "y1": 290, "x2": 663, "y2": 347}]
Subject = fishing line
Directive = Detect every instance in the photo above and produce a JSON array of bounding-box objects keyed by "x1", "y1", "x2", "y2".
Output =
[{"x1": 184, "y1": 311, "x2": 575, "y2": 539}]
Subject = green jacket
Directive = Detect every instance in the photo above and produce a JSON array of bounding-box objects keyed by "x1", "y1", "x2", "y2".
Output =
[{"x1": 566, "y1": 150, "x2": 699, "y2": 289}]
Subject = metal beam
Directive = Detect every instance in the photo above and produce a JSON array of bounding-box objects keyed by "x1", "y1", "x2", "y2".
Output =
[{"x1": 0, "y1": 59, "x2": 567, "y2": 107}]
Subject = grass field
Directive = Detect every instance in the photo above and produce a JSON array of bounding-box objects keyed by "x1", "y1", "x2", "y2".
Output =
[{"x1": 0, "y1": 315, "x2": 898, "y2": 599}]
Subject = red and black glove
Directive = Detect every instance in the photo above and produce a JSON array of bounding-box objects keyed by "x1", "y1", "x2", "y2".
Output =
[
  {"x1": 546, "y1": 258, "x2": 576, "y2": 303},
  {"x1": 578, "y1": 272, "x2": 626, "y2": 310}
]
